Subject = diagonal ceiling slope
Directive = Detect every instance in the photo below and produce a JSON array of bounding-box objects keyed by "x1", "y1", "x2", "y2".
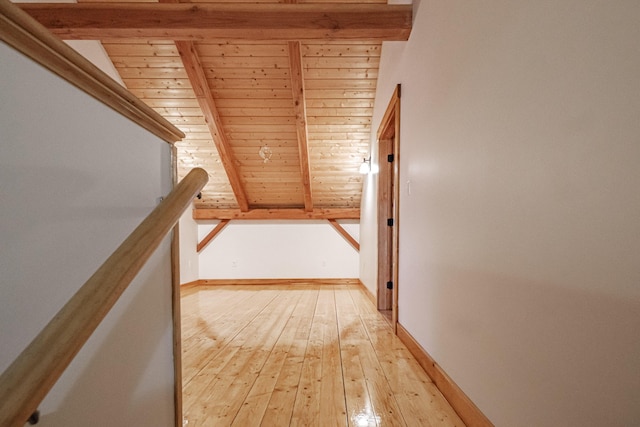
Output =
[{"x1": 19, "y1": 1, "x2": 411, "y2": 220}]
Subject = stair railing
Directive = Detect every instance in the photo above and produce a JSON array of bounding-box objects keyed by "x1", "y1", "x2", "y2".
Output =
[{"x1": 0, "y1": 167, "x2": 208, "y2": 427}]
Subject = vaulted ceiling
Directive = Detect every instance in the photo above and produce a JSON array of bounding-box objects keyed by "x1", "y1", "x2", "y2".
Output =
[{"x1": 19, "y1": 0, "x2": 411, "y2": 220}]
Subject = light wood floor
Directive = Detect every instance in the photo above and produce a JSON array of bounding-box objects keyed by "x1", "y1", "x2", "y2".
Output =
[{"x1": 181, "y1": 283, "x2": 464, "y2": 426}]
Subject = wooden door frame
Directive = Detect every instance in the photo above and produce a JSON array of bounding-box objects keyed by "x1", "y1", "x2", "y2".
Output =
[{"x1": 376, "y1": 84, "x2": 401, "y2": 331}]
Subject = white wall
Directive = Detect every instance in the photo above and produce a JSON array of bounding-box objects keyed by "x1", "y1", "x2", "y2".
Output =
[
  {"x1": 0, "y1": 41, "x2": 175, "y2": 426},
  {"x1": 179, "y1": 206, "x2": 200, "y2": 284},
  {"x1": 198, "y1": 220, "x2": 359, "y2": 279},
  {"x1": 361, "y1": 1, "x2": 640, "y2": 425},
  {"x1": 359, "y1": 165, "x2": 378, "y2": 296}
]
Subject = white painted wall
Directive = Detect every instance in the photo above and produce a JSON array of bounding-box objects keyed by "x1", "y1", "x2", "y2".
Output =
[
  {"x1": 198, "y1": 220, "x2": 359, "y2": 279},
  {"x1": 361, "y1": 1, "x2": 640, "y2": 425},
  {"x1": 179, "y1": 206, "x2": 200, "y2": 284},
  {"x1": 65, "y1": 41, "x2": 125, "y2": 86},
  {"x1": 0, "y1": 41, "x2": 175, "y2": 426}
]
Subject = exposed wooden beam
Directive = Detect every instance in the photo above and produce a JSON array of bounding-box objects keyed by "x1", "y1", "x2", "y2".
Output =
[
  {"x1": 328, "y1": 219, "x2": 359, "y2": 252},
  {"x1": 197, "y1": 219, "x2": 229, "y2": 252},
  {"x1": 288, "y1": 41, "x2": 313, "y2": 212},
  {"x1": 18, "y1": 3, "x2": 412, "y2": 41},
  {"x1": 285, "y1": 0, "x2": 313, "y2": 212},
  {"x1": 174, "y1": 40, "x2": 250, "y2": 211},
  {"x1": 193, "y1": 208, "x2": 360, "y2": 220}
]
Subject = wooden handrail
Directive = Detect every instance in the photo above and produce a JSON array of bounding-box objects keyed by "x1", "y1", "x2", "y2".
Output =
[
  {"x1": 0, "y1": 0, "x2": 184, "y2": 143},
  {"x1": 0, "y1": 167, "x2": 208, "y2": 427}
]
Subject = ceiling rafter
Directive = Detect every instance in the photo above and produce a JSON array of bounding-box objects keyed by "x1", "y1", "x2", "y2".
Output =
[
  {"x1": 174, "y1": 40, "x2": 250, "y2": 211},
  {"x1": 193, "y1": 208, "x2": 360, "y2": 220},
  {"x1": 285, "y1": 0, "x2": 313, "y2": 212},
  {"x1": 17, "y1": 3, "x2": 412, "y2": 41},
  {"x1": 197, "y1": 219, "x2": 230, "y2": 252},
  {"x1": 18, "y1": 0, "x2": 396, "y2": 216},
  {"x1": 328, "y1": 219, "x2": 360, "y2": 252},
  {"x1": 288, "y1": 40, "x2": 313, "y2": 212}
]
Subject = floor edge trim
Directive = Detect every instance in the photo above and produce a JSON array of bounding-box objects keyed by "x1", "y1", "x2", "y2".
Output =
[{"x1": 396, "y1": 323, "x2": 494, "y2": 427}]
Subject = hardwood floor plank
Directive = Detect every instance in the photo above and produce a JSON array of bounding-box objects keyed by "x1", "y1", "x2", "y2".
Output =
[
  {"x1": 335, "y1": 287, "x2": 379, "y2": 427},
  {"x1": 232, "y1": 289, "x2": 310, "y2": 425},
  {"x1": 181, "y1": 287, "x2": 251, "y2": 341},
  {"x1": 181, "y1": 283, "x2": 465, "y2": 427},
  {"x1": 290, "y1": 289, "x2": 329, "y2": 426},
  {"x1": 182, "y1": 288, "x2": 281, "y2": 412},
  {"x1": 260, "y1": 287, "x2": 319, "y2": 426},
  {"x1": 317, "y1": 288, "x2": 348, "y2": 426},
  {"x1": 201, "y1": 291, "x2": 302, "y2": 425},
  {"x1": 340, "y1": 343, "x2": 378, "y2": 427},
  {"x1": 353, "y1": 330, "x2": 406, "y2": 426},
  {"x1": 182, "y1": 288, "x2": 277, "y2": 386},
  {"x1": 352, "y1": 290, "x2": 464, "y2": 427}
]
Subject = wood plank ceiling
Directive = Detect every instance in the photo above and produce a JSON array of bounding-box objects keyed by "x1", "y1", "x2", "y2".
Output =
[{"x1": 20, "y1": 0, "x2": 412, "y2": 220}]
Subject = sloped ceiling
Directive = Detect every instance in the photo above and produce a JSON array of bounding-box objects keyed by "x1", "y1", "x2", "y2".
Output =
[{"x1": 19, "y1": 0, "x2": 412, "y2": 220}]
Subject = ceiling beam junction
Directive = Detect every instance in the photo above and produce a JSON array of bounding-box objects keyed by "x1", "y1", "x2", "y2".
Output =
[{"x1": 17, "y1": 3, "x2": 412, "y2": 41}]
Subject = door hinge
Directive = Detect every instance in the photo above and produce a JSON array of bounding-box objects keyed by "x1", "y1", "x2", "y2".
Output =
[
  {"x1": 386, "y1": 281, "x2": 394, "y2": 290},
  {"x1": 387, "y1": 218, "x2": 394, "y2": 227},
  {"x1": 387, "y1": 154, "x2": 394, "y2": 163}
]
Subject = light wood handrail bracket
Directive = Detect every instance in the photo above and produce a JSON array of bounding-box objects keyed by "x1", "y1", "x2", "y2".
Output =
[{"x1": 0, "y1": 168, "x2": 208, "y2": 427}]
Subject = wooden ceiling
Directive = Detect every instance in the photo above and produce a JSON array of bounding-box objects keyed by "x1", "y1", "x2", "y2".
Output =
[{"x1": 19, "y1": 1, "x2": 411, "y2": 220}]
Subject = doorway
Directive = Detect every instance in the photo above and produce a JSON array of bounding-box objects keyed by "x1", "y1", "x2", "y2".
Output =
[{"x1": 376, "y1": 84, "x2": 400, "y2": 331}]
